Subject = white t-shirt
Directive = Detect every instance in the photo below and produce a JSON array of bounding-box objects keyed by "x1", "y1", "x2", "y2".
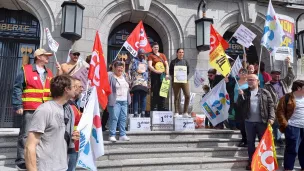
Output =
[
  {"x1": 36, "y1": 66, "x2": 46, "y2": 86},
  {"x1": 288, "y1": 96, "x2": 304, "y2": 128},
  {"x1": 115, "y1": 76, "x2": 129, "y2": 101}
]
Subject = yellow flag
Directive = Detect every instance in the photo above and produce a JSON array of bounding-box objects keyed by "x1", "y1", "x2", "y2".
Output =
[{"x1": 209, "y1": 25, "x2": 231, "y2": 77}]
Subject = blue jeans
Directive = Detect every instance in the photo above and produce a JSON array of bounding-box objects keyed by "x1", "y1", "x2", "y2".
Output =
[
  {"x1": 284, "y1": 125, "x2": 304, "y2": 170},
  {"x1": 67, "y1": 149, "x2": 78, "y2": 171},
  {"x1": 108, "y1": 101, "x2": 128, "y2": 137},
  {"x1": 272, "y1": 120, "x2": 282, "y2": 142},
  {"x1": 133, "y1": 91, "x2": 147, "y2": 114},
  {"x1": 245, "y1": 121, "x2": 267, "y2": 161}
]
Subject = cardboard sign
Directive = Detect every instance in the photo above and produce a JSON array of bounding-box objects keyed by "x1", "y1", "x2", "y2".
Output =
[
  {"x1": 194, "y1": 70, "x2": 205, "y2": 88},
  {"x1": 45, "y1": 28, "x2": 59, "y2": 52},
  {"x1": 152, "y1": 111, "x2": 173, "y2": 125},
  {"x1": 274, "y1": 47, "x2": 292, "y2": 62},
  {"x1": 174, "y1": 117, "x2": 195, "y2": 131},
  {"x1": 174, "y1": 66, "x2": 187, "y2": 83},
  {"x1": 232, "y1": 24, "x2": 257, "y2": 48},
  {"x1": 129, "y1": 118, "x2": 151, "y2": 131},
  {"x1": 159, "y1": 79, "x2": 170, "y2": 98}
]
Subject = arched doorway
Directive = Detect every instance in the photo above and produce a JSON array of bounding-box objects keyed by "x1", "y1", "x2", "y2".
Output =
[
  {"x1": 107, "y1": 22, "x2": 164, "y2": 114},
  {"x1": 107, "y1": 22, "x2": 163, "y2": 70},
  {"x1": 0, "y1": 8, "x2": 40, "y2": 128}
]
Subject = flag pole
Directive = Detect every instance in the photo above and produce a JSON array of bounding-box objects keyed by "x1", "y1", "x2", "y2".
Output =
[
  {"x1": 257, "y1": 47, "x2": 263, "y2": 76},
  {"x1": 113, "y1": 46, "x2": 123, "y2": 61},
  {"x1": 234, "y1": 76, "x2": 244, "y2": 100},
  {"x1": 53, "y1": 52, "x2": 58, "y2": 64},
  {"x1": 242, "y1": 46, "x2": 247, "y2": 67}
]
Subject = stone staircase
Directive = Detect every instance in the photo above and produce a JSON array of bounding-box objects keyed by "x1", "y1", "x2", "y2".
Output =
[{"x1": 0, "y1": 128, "x2": 301, "y2": 171}]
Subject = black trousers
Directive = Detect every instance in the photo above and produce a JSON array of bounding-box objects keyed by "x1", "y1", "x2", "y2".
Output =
[{"x1": 151, "y1": 72, "x2": 165, "y2": 110}]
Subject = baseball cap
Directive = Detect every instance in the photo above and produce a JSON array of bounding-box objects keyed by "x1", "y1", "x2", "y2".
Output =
[
  {"x1": 34, "y1": 48, "x2": 53, "y2": 57},
  {"x1": 70, "y1": 49, "x2": 80, "y2": 54},
  {"x1": 271, "y1": 69, "x2": 281, "y2": 74}
]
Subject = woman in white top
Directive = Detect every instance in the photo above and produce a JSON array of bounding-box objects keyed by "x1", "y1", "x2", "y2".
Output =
[
  {"x1": 107, "y1": 61, "x2": 131, "y2": 142},
  {"x1": 276, "y1": 80, "x2": 304, "y2": 171}
]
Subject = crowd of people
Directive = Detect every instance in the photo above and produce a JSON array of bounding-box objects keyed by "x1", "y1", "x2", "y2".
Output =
[{"x1": 10, "y1": 45, "x2": 304, "y2": 171}]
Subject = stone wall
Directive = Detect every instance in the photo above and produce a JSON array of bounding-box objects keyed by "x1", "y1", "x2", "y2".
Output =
[{"x1": 22, "y1": 0, "x2": 304, "y2": 112}]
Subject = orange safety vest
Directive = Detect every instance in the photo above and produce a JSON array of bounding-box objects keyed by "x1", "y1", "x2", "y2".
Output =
[{"x1": 22, "y1": 64, "x2": 53, "y2": 110}]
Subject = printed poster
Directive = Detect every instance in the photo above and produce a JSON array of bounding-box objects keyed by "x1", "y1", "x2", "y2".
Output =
[
  {"x1": 159, "y1": 79, "x2": 170, "y2": 98},
  {"x1": 174, "y1": 66, "x2": 187, "y2": 83}
]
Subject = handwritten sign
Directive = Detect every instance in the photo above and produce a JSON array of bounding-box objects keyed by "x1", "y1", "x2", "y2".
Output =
[
  {"x1": 159, "y1": 78, "x2": 170, "y2": 98},
  {"x1": 71, "y1": 60, "x2": 90, "y2": 88},
  {"x1": 174, "y1": 66, "x2": 187, "y2": 83},
  {"x1": 232, "y1": 24, "x2": 256, "y2": 48},
  {"x1": 129, "y1": 118, "x2": 151, "y2": 131},
  {"x1": 174, "y1": 117, "x2": 195, "y2": 131},
  {"x1": 194, "y1": 70, "x2": 205, "y2": 88},
  {"x1": 152, "y1": 111, "x2": 173, "y2": 125},
  {"x1": 45, "y1": 28, "x2": 59, "y2": 52}
]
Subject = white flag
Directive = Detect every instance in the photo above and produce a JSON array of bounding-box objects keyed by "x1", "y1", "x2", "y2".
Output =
[
  {"x1": 261, "y1": 0, "x2": 285, "y2": 53},
  {"x1": 201, "y1": 80, "x2": 230, "y2": 126},
  {"x1": 230, "y1": 56, "x2": 243, "y2": 77},
  {"x1": 45, "y1": 28, "x2": 59, "y2": 52},
  {"x1": 77, "y1": 87, "x2": 104, "y2": 171}
]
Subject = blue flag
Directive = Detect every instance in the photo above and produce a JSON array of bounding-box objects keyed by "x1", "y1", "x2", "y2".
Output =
[{"x1": 261, "y1": 0, "x2": 284, "y2": 53}]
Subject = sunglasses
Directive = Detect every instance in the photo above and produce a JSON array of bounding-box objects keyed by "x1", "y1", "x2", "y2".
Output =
[
  {"x1": 73, "y1": 53, "x2": 80, "y2": 56},
  {"x1": 247, "y1": 79, "x2": 257, "y2": 82}
]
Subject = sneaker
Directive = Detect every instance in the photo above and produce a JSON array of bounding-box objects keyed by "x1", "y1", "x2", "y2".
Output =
[
  {"x1": 183, "y1": 113, "x2": 191, "y2": 118},
  {"x1": 16, "y1": 163, "x2": 27, "y2": 170},
  {"x1": 140, "y1": 113, "x2": 145, "y2": 118},
  {"x1": 108, "y1": 136, "x2": 117, "y2": 142},
  {"x1": 133, "y1": 114, "x2": 139, "y2": 118},
  {"x1": 174, "y1": 113, "x2": 180, "y2": 117},
  {"x1": 238, "y1": 141, "x2": 247, "y2": 147},
  {"x1": 119, "y1": 136, "x2": 130, "y2": 141}
]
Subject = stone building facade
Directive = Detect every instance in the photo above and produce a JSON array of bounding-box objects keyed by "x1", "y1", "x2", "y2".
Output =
[{"x1": 1, "y1": 0, "x2": 304, "y2": 127}]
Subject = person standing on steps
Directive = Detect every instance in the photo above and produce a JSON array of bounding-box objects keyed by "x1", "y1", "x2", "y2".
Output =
[
  {"x1": 129, "y1": 49, "x2": 149, "y2": 118},
  {"x1": 276, "y1": 80, "x2": 304, "y2": 171},
  {"x1": 24, "y1": 75, "x2": 80, "y2": 171},
  {"x1": 234, "y1": 68, "x2": 248, "y2": 147},
  {"x1": 169, "y1": 48, "x2": 191, "y2": 118},
  {"x1": 264, "y1": 57, "x2": 295, "y2": 147},
  {"x1": 237, "y1": 74, "x2": 275, "y2": 170},
  {"x1": 107, "y1": 61, "x2": 131, "y2": 142},
  {"x1": 67, "y1": 78, "x2": 84, "y2": 171},
  {"x1": 57, "y1": 50, "x2": 81, "y2": 75},
  {"x1": 148, "y1": 42, "x2": 170, "y2": 111},
  {"x1": 12, "y1": 48, "x2": 54, "y2": 170}
]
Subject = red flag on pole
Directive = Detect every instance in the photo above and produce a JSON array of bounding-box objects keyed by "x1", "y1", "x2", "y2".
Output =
[
  {"x1": 88, "y1": 31, "x2": 111, "y2": 109},
  {"x1": 123, "y1": 20, "x2": 152, "y2": 56},
  {"x1": 251, "y1": 124, "x2": 278, "y2": 171}
]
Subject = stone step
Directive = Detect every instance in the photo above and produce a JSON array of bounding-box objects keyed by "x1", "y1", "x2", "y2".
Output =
[
  {"x1": 0, "y1": 129, "x2": 19, "y2": 143},
  {"x1": 100, "y1": 146, "x2": 285, "y2": 161},
  {"x1": 103, "y1": 130, "x2": 242, "y2": 140},
  {"x1": 103, "y1": 138, "x2": 249, "y2": 150},
  {"x1": 0, "y1": 142, "x2": 16, "y2": 153},
  {"x1": 92, "y1": 156, "x2": 287, "y2": 171}
]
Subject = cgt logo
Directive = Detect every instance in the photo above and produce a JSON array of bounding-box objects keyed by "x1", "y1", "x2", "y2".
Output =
[
  {"x1": 257, "y1": 139, "x2": 276, "y2": 171},
  {"x1": 135, "y1": 28, "x2": 148, "y2": 48},
  {"x1": 90, "y1": 51, "x2": 100, "y2": 86}
]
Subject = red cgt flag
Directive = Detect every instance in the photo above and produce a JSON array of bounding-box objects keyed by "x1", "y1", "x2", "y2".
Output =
[
  {"x1": 209, "y1": 25, "x2": 229, "y2": 60},
  {"x1": 251, "y1": 124, "x2": 279, "y2": 171},
  {"x1": 123, "y1": 20, "x2": 152, "y2": 56},
  {"x1": 88, "y1": 31, "x2": 111, "y2": 110}
]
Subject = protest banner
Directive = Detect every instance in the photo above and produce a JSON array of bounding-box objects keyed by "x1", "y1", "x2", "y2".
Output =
[
  {"x1": 72, "y1": 60, "x2": 90, "y2": 88},
  {"x1": 232, "y1": 24, "x2": 257, "y2": 48},
  {"x1": 273, "y1": 14, "x2": 295, "y2": 63},
  {"x1": 174, "y1": 66, "x2": 187, "y2": 83},
  {"x1": 159, "y1": 78, "x2": 170, "y2": 98}
]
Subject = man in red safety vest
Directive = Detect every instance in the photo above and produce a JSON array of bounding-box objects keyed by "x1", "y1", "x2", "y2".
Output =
[{"x1": 12, "y1": 48, "x2": 54, "y2": 170}]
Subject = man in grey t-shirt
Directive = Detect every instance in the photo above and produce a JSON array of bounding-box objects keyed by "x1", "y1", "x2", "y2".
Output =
[
  {"x1": 237, "y1": 74, "x2": 275, "y2": 170},
  {"x1": 25, "y1": 75, "x2": 79, "y2": 171}
]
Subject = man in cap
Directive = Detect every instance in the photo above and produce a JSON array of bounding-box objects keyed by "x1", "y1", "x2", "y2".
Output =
[
  {"x1": 264, "y1": 56, "x2": 295, "y2": 146},
  {"x1": 12, "y1": 48, "x2": 54, "y2": 170},
  {"x1": 57, "y1": 49, "x2": 80, "y2": 75}
]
